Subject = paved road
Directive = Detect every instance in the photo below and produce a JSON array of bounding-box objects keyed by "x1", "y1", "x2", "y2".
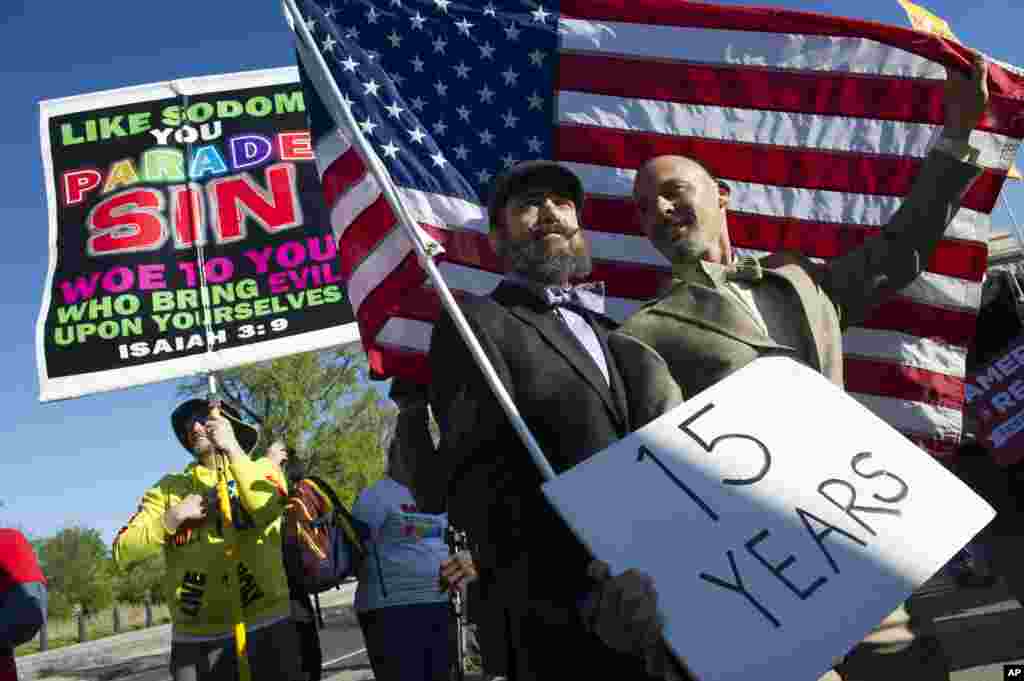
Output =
[
  {"x1": 16, "y1": 584, "x2": 366, "y2": 681},
  {"x1": 19, "y1": 599, "x2": 369, "y2": 681},
  {"x1": 19, "y1": 575, "x2": 1024, "y2": 680},
  {"x1": 914, "y1": 576, "x2": 1024, "y2": 680},
  {"x1": 317, "y1": 576, "x2": 1024, "y2": 681}
]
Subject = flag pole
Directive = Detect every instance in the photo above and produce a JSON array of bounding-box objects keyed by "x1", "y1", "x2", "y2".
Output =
[
  {"x1": 1002, "y1": 192, "x2": 1024, "y2": 253},
  {"x1": 282, "y1": 0, "x2": 556, "y2": 482}
]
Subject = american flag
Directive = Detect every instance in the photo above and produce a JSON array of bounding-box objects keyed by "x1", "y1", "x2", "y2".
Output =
[{"x1": 289, "y1": 0, "x2": 1024, "y2": 458}]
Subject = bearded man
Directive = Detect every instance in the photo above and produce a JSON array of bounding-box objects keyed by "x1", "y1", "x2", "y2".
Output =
[{"x1": 418, "y1": 160, "x2": 685, "y2": 681}]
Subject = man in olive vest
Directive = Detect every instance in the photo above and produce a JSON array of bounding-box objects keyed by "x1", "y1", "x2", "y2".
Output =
[{"x1": 620, "y1": 55, "x2": 990, "y2": 681}]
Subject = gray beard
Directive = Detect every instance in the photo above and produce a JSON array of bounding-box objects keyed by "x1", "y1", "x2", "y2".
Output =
[{"x1": 503, "y1": 239, "x2": 592, "y2": 285}]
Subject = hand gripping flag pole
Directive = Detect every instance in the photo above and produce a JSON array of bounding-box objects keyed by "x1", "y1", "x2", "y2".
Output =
[
  {"x1": 282, "y1": 8, "x2": 694, "y2": 674},
  {"x1": 282, "y1": 0, "x2": 556, "y2": 483}
]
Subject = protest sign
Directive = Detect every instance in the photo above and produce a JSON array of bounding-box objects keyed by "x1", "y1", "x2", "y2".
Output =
[
  {"x1": 37, "y1": 68, "x2": 358, "y2": 402},
  {"x1": 542, "y1": 357, "x2": 995, "y2": 681},
  {"x1": 965, "y1": 333, "x2": 1024, "y2": 465}
]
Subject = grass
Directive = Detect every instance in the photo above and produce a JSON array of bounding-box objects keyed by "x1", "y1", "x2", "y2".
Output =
[{"x1": 15, "y1": 603, "x2": 172, "y2": 657}]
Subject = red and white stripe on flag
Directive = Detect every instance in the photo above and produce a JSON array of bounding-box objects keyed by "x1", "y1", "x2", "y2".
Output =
[{"x1": 315, "y1": 0, "x2": 1024, "y2": 458}]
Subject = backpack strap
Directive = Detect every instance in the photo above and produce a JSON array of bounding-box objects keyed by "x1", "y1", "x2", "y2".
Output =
[{"x1": 307, "y1": 476, "x2": 366, "y2": 557}]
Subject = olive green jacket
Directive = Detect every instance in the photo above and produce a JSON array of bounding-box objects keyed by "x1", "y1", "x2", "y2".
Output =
[{"x1": 621, "y1": 148, "x2": 983, "y2": 396}]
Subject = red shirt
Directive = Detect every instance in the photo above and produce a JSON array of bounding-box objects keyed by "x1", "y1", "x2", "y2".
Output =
[
  {"x1": 0, "y1": 529, "x2": 46, "y2": 681},
  {"x1": 0, "y1": 530, "x2": 45, "y2": 593}
]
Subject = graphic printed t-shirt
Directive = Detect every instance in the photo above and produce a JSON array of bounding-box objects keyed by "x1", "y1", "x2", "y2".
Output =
[{"x1": 353, "y1": 478, "x2": 448, "y2": 612}]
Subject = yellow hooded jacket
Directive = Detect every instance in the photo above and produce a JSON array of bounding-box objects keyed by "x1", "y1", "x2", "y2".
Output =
[{"x1": 113, "y1": 457, "x2": 290, "y2": 637}]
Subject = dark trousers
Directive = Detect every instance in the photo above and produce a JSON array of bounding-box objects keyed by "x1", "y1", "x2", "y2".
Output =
[
  {"x1": 169, "y1": 618, "x2": 302, "y2": 681},
  {"x1": 357, "y1": 603, "x2": 451, "y2": 681},
  {"x1": 295, "y1": 619, "x2": 322, "y2": 681},
  {"x1": 467, "y1": 580, "x2": 509, "y2": 677}
]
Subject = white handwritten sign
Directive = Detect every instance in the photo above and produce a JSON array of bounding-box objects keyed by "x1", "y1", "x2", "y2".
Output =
[{"x1": 542, "y1": 357, "x2": 994, "y2": 681}]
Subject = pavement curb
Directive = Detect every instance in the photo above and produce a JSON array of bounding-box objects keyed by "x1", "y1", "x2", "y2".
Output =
[{"x1": 18, "y1": 584, "x2": 358, "y2": 681}]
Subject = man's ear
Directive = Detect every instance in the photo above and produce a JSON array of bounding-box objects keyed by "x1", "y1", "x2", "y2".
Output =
[
  {"x1": 714, "y1": 180, "x2": 733, "y2": 264},
  {"x1": 716, "y1": 180, "x2": 731, "y2": 212},
  {"x1": 714, "y1": 181, "x2": 732, "y2": 264}
]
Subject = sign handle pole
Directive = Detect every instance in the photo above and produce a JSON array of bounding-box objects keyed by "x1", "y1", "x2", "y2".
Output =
[
  {"x1": 171, "y1": 73, "x2": 252, "y2": 681},
  {"x1": 282, "y1": 0, "x2": 556, "y2": 481},
  {"x1": 207, "y1": 374, "x2": 252, "y2": 681}
]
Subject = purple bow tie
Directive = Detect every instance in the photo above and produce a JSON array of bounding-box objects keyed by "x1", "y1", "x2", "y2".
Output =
[{"x1": 543, "y1": 281, "x2": 606, "y2": 314}]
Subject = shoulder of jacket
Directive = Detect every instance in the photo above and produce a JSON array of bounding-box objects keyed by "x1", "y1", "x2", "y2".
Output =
[
  {"x1": 435, "y1": 291, "x2": 498, "y2": 329},
  {"x1": 0, "y1": 529, "x2": 31, "y2": 557},
  {"x1": 155, "y1": 471, "x2": 191, "y2": 490},
  {"x1": 758, "y1": 250, "x2": 813, "y2": 271},
  {"x1": 0, "y1": 528, "x2": 25, "y2": 542},
  {"x1": 760, "y1": 251, "x2": 828, "y2": 286},
  {"x1": 465, "y1": 291, "x2": 509, "y2": 317},
  {"x1": 624, "y1": 289, "x2": 681, "y2": 318},
  {"x1": 636, "y1": 295, "x2": 668, "y2": 311},
  {"x1": 355, "y1": 482, "x2": 379, "y2": 502}
]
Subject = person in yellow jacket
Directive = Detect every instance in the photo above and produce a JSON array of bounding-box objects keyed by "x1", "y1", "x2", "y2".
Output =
[{"x1": 113, "y1": 399, "x2": 301, "y2": 681}]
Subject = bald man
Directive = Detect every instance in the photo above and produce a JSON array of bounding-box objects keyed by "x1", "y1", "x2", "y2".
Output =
[
  {"x1": 619, "y1": 57, "x2": 989, "y2": 680},
  {"x1": 623, "y1": 54, "x2": 988, "y2": 396}
]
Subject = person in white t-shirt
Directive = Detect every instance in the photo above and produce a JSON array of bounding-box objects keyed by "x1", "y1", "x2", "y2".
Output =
[{"x1": 353, "y1": 434, "x2": 451, "y2": 681}]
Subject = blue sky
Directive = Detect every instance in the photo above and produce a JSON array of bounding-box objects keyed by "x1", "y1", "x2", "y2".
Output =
[{"x1": 2, "y1": 0, "x2": 1023, "y2": 546}]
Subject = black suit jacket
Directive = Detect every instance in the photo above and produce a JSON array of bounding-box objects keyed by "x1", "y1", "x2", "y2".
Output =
[{"x1": 424, "y1": 280, "x2": 680, "y2": 681}]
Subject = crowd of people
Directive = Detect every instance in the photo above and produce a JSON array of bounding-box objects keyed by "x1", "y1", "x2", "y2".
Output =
[
  {"x1": 103, "y1": 397, "x2": 478, "y2": 681},
  {"x1": 401, "y1": 51, "x2": 998, "y2": 681},
  {"x1": 3, "y1": 48, "x2": 1022, "y2": 681}
]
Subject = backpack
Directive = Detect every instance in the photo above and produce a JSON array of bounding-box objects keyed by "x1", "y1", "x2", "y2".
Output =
[{"x1": 283, "y1": 476, "x2": 367, "y2": 599}]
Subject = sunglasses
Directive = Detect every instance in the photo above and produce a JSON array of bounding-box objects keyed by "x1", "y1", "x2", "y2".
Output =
[{"x1": 185, "y1": 413, "x2": 211, "y2": 430}]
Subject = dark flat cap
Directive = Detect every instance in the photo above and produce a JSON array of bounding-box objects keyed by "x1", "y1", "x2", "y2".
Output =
[{"x1": 487, "y1": 160, "x2": 585, "y2": 230}]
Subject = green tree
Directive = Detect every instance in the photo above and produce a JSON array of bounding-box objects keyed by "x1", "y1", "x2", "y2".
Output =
[
  {"x1": 112, "y1": 552, "x2": 166, "y2": 606},
  {"x1": 39, "y1": 526, "x2": 115, "y2": 618},
  {"x1": 112, "y1": 551, "x2": 166, "y2": 629},
  {"x1": 177, "y1": 348, "x2": 395, "y2": 503},
  {"x1": 309, "y1": 418, "x2": 390, "y2": 508}
]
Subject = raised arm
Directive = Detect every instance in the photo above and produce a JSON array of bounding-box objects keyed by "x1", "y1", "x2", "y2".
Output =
[
  {"x1": 823, "y1": 54, "x2": 989, "y2": 326},
  {"x1": 203, "y1": 413, "x2": 288, "y2": 528}
]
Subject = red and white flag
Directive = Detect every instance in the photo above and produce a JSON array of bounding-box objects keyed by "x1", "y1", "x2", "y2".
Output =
[{"x1": 292, "y1": 0, "x2": 1024, "y2": 457}]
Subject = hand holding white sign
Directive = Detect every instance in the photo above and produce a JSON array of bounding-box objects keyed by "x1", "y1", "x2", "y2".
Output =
[{"x1": 543, "y1": 357, "x2": 995, "y2": 681}]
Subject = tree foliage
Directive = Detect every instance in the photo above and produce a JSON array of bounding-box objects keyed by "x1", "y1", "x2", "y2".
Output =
[
  {"x1": 177, "y1": 347, "x2": 395, "y2": 506},
  {"x1": 113, "y1": 552, "x2": 166, "y2": 605},
  {"x1": 39, "y1": 526, "x2": 114, "y2": 618}
]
